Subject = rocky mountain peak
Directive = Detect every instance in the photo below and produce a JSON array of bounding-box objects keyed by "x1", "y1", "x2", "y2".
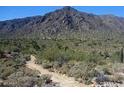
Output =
[{"x1": 62, "y1": 6, "x2": 76, "y2": 11}]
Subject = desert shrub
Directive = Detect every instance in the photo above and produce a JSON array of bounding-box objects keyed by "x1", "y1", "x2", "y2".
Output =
[
  {"x1": 1, "y1": 67, "x2": 55, "y2": 87},
  {"x1": 13, "y1": 47, "x2": 21, "y2": 53},
  {"x1": 104, "y1": 51, "x2": 110, "y2": 59},
  {"x1": 37, "y1": 74, "x2": 58, "y2": 87},
  {"x1": 0, "y1": 66, "x2": 16, "y2": 80},
  {"x1": 53, "y1": 61, "x2": 63, "y2": 69},
  {"x1": 14, "y1": 57, "x2": 26, "y2": 66},
  {"x1": 102, "y1": 67, "x2": 112, "y2": 75},
  {"x1": 111, "y1": 51, "x2": 120, "y2": 62},
  {"x1": 56, "y1": 52, "x2": 70, "y2": 62},
  {"x1": 31, "y1": 40, "x2": 40, "y2": 51},
  {"x1": 108, "y1": 74, "x2": 124, "y2": 83},
  {"x1": 53, "y1": 60, "x2": 72, "y2": 72},
  {"x1": 40, "y1": 74, "x2": 51, "y2": 83},
  {"x1": 42, "y1": 47, "x2": 59, "y2": 61},
  {"x1": 91, "y1": 62, "x2": 124, "y2": 84},
  {"x1": 68, "y1": 61, "x2": 99, "y2": 84},
  {"x1": 112, "y1": 63, "x2": 124, "y2": 73},
  {"x1": 41, "y1": 45, "x2": 88, "y2": 62},
  {"x1": 95, "y1": 63, "x2": 114, "y2": 75},
  {"x1": 71, "y1": 52, "x2": 88, "y2": 61},
  {"x1": 24, "y1": 54, "x2": 31, "y2": 61},
  {"x1": 86, "y1": 51, "x2": 104, "y2": 64},
  {"x1": 59, "y1": 64, "x2": 70, "y2": 74},
  {"x1": 0, "y1": 52, "x2": 28, "y2": 80}
]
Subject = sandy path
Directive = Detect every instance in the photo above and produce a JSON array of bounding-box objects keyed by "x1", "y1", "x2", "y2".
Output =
[{"x1": 26, "y1": 55, "x2": 85, "y2": 87}]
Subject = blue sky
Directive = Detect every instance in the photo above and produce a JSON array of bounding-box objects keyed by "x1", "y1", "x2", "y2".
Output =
[{"x1": 0, "y1": 6, "x2": 124, "y2": 21}]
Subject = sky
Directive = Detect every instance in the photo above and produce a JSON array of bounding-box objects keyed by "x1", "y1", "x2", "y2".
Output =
[{"x1": 0, "y1": 6, "x2": 124, "y2": 21}]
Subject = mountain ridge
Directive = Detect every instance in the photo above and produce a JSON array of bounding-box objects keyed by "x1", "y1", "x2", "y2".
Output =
[{"x1": 0, "y1": 6, "x2": 124, "y2": 39}]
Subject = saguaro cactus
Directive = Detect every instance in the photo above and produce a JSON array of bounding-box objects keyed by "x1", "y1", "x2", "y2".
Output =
[{"x1": 120, "y1": 48, "x2": 124, "y2": 63}]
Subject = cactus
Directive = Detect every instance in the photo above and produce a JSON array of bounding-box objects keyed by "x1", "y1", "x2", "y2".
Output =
[{"x1": 120, "y1": 48, "x2": 124, "y2": 63}]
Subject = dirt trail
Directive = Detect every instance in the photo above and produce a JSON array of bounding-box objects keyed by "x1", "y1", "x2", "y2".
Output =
[{"x1": 26, "y1": 55, "x2": 85, "y2": 87}]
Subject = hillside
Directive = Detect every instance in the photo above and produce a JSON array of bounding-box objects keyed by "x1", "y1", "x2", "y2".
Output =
[{"x1": 0, "y1": 6, "x2": 124, "y2": 39}]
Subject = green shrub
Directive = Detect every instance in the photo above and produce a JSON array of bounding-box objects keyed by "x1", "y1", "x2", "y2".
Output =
[
  {"x1": 68, "y1": 61, "x2": 98, "y2": 84},
  {"x1": 111, "y1": 51, "x2": 121, "y2": 63},
  {"x1": 31, "y1": 40, "x2": 40, "y2": 51},
  {"x1": 42, "y1": 47, "x2": 59, "y2": 61},
  {"x1": 0, "y1": 67, "x2": 15, "y2": 80}
]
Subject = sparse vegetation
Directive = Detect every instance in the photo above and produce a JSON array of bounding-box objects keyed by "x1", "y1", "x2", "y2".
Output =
[
  {"x1": 0, "y1": 6, "x2": 124, "y2": 87},
  {"x1": 0, "y1": 38, "x2": 124, "y2": 86}
]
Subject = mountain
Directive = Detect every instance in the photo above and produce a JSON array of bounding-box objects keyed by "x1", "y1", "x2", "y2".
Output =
[{"x1": 0, "y1": 6, "x2": 124, "y2": 39}]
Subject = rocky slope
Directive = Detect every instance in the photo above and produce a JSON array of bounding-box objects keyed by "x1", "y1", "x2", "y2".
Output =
[{"x1": 0, "y1": 6, "x2": 124, "y2": 39}]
